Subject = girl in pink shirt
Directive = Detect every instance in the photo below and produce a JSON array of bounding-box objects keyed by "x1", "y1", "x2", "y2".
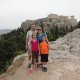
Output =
[{"x1": 30, "y1": 33, "x2": 40, "y2": 71}]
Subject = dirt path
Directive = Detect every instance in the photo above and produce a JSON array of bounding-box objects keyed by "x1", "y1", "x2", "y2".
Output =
[{"x1": 0, "y1": 57, "x2": 80, "y2": 80}]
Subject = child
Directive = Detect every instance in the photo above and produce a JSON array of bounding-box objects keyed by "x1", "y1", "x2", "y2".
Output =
[
  {"x1": 39, "y1": 36, "x2": 49, "y2": 72},
  {"x1": 30, "y1": 33, "x2": 40, "y2": 71}
]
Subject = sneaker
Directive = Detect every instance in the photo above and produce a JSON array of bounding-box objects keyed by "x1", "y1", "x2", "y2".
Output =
[
  {"x1": 36, "y1": 63, "x2": 42, "y2": 69},
  {"x1": 37, "y1": 64, "x2": 39, "y2": 68},
  {"x1": 43, "y1": 67, "x2": 47, "y2": 72},
  {"x1": 38, "y1": 63, "x2": 43, "y2": 68},
  {"x1": 42, "y1": 66, "x2": 45, "y2": 71},
  {"x1": 28, "y1": 63, "x2": 31, "y2": 68},
  {"x1": 44, "y1": 67, "x2": 47, "y2": 72}
]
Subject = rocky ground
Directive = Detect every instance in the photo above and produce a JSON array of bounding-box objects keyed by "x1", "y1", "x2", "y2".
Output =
[{"x1": 0, "y1": 29, "x2": 80, "y2": 80}]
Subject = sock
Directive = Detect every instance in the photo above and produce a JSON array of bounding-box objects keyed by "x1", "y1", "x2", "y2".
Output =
[
  {"x1": 43, "y1": 65, "x2": 45, "y2": 67},
  {"x1": 44, "y1": 65, "x2": 47, "y2": 68}
]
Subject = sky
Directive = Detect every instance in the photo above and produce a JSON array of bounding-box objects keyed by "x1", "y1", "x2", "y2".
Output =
[{"x1": 0, "y1": 0, "x2": 80, "y2": 29}]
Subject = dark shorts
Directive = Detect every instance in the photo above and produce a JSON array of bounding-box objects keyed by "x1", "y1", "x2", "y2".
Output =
[
  {"x1": 32, "y1": 52, "x2": 39, "y2": 64},
  {"x1": 41, "y1": 54, "x2": 48, "y2": 62}
]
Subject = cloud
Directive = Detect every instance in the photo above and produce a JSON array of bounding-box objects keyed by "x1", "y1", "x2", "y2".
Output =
[{"x1": 0, "y1": 0, "x2": 80, "y2": 29}]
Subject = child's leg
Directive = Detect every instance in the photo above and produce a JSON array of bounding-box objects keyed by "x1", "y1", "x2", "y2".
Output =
[
  {"x1": 30, "y1": 53, "x2": 34, "y2": 70},
  {"x1": 34, "y1": 61, "x2": 38, "y2": 71},
  {"x1": 40, "y1": 54, "x2": 45, "y2": 68},
  {"x1": 27, "y1": 56, "x2": 33, "y2": 74},
  {"x1": 42, "y1": 62, "x2": 45, "y2": 67},
  {"x1": 41, "y1": 62, "x2": 46, "y2": 72},
  {"x1": 44, "y1": 62, "x2": 47, "y2": 68},
  {"x1": 27, "y1": 49, "x2": 32, "y2": 68},
  {"x1": 34, "y1": 52, "x2": 39, "y2": 68},
  {"x1": 44, "y1": 54, "x2": 48, "y2": 67},
  {"x1": 42, "y1": 54, "x2": 48, "y2": 72}
]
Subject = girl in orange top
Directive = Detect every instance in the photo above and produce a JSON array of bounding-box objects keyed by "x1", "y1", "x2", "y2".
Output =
[{"x1": 40, "y1": 36, "x2": 49, "y2": 72}]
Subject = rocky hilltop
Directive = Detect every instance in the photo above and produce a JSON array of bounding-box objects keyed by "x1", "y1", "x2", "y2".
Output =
[
  {"x1": 21, "y1": 14, "x2": 78, "y2": 31},
  {"x1": 0, "y1": 29, "x2": 80, "y2": 80}
]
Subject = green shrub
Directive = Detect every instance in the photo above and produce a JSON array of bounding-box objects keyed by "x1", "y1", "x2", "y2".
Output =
[{"x1": 13, "y1": 51, "x2": 25, "y2": 56}]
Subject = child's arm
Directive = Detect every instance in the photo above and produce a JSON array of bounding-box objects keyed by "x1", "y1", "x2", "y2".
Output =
[
  {"x1": 45, "y1": 34, "x2": 49, "y2": 43},
  {"x1": 46, "y1": 35, "x2": 50, "y2": 49},
  {"x1": 48, "y1": 43, "x2": 50, "y2": 56},
  {"x1": 26, "y1": 32, "x2": 29, "y2": 50},
  {"x1": 30, "y1": 40, "x2": 32, "y2": 56}
]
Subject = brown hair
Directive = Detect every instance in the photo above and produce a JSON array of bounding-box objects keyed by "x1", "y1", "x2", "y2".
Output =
[{"x1": 32, "y1": 33, "x2": 37, "y2": 38}]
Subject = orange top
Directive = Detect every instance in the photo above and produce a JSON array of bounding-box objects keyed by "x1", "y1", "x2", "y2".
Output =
[{"x1": 40, "y1": 41, "x2": 49, "y2": 54}]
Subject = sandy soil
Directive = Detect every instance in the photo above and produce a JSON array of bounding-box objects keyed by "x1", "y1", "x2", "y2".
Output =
[{"x1": 0, "y1": 57, "x2": 80, "y2": 80}]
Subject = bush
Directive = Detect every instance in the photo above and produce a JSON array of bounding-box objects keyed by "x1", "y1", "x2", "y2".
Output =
[
  {"x1": 13, "y1": 51, "x2": 25, "y2": 56},
  {"x1": 0, "y1": 28, "x2": 27, "y2": 74}
]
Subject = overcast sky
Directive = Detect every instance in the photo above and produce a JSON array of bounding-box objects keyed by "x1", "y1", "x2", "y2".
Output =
[{"x1": 0, "y1": 0, "x2": 80, "y2": 29}]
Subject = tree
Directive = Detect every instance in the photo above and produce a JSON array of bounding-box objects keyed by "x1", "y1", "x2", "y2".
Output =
[
  {"x1": 54, "y1": 25, "x2": 59, "y2": 40},
  {"x1": 65, "y1": 26, "x2": 69, "y2": 33},
  {"x1": 77, "y1": 21, "x2": 80, "y2": 28},
  {"x1": 0, "y1": 28, "x2": 26, "y2": 74},
  {"x1": 39, "y1": 19, "x2": 44, "y2": 32}
]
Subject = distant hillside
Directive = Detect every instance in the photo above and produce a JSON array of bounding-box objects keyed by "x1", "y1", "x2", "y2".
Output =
[{"x1": 0, "y1": 29, "x2": 12, "y2": 35}]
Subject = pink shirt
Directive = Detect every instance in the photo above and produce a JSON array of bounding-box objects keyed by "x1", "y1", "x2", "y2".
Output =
[{"x1": 31, "y1": 39, "x2": 39, "y2": 52}]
